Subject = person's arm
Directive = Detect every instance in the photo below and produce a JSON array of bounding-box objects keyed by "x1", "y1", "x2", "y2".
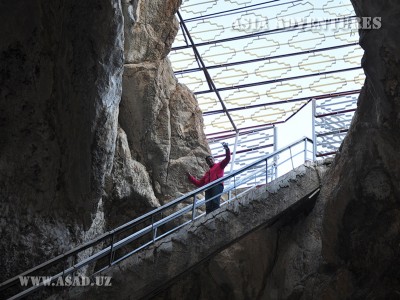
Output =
[
  {"x1": 187, "y1": 172, "x2": 206, "y2": 187},
  {"x1": 219, "y1": 143, "x2": 231, "y2": 169}
]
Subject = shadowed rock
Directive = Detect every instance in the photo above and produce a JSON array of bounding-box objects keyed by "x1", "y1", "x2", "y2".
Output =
[
  {"x1": 0, "y1": 0, "x2": 124, "y2": 282},
  {"x1": 70, "y1": 162, "x2": 328, "y2": 299}
]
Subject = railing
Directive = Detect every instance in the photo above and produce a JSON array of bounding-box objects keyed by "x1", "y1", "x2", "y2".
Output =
[{"x1": 0, "y1": 137, "x2": 314, "y2": 300}]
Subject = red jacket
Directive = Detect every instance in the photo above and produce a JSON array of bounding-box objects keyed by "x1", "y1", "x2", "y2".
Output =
[{"x1": 188, "y1": 149, "x2": 231, "y2": 187}]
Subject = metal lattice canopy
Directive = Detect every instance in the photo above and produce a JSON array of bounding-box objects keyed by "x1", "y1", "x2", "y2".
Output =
[{"x1": 169, "y1": 0, "x2": 364, "y2": 170}]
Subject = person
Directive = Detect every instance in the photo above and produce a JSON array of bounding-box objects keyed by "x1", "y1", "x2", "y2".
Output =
[{"x1": 187, "y1": 142, "x2": 231, "y2": 214}]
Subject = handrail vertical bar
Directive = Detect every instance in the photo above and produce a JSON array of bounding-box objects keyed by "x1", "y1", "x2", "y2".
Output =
[
  {"x1": 0, "y1": 136, "x2": 316, "y2": 299},
  {"x1": 62, "y1": 257, "x2": 66, "y2": 278},
  {"x1": 192, "y1": 194, "x2": 197, "y2": 220},
  {"x1": 109, "y1": 233, "x2": 115, "y2": 267},
  {"x1": 289, "y1": 147, "x2": 295, "y2": 170},
  {"x1": 231, "y1": 175, "x2": 236, "y2": 202},
  {"x1": 229, "y1": 131, "x2": 240, "y2": 201},
  {"x1": 304, "y1": 138, "x2": 308, "y2": 162},
  {"x1": 312, "y1": 98, "x2": 317, "y2": 161},
  {"x1": 152, "y1": 215, "x2": 156, "y2": 244},
  {"x1": 273, "y1": 125, "x2": 278, "y2": 179}
]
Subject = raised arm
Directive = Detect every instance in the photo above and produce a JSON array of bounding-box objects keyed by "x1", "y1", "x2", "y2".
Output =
[{"x1": 219, "y1": 142, "x2": 231, "y2": 169}]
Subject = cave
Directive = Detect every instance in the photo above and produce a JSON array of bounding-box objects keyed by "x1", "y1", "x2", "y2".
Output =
[{"x1": 1, "y1": 0, "x2": 400, "y2": 299}]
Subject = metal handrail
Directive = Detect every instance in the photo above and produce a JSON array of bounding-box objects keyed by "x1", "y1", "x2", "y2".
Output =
[{"x1": 0, "y1": 137, "x2": 313, "y2": 299}]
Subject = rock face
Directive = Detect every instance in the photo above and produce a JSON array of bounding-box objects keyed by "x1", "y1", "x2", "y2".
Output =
[
  {"x1": 0, "y1": 0, "x2": 210, "y2": 286},
  {"x1": 4, "y1": 0, "x2": 400, "y2": 299},
  {"x1": 154, "y1": 161, "x2": 331, "y2": 300},
  {"x1": 314, "y1": 1, "x2": 400, "y2": 298},
  {"x1": 117, "y1": 0, "x2": 210, "y2": 209},
  {"x1": 151, "y1": 1, "x2": 400, "y2": 299},
  {"x1": 103, "y1": 127, "x2": 160, "y2": 229},
  {"x1": 71, "y1": 162, "x2": 328, "y2": 300},
  {"x1": 101, "y1": 0, "x2": 210, "y2": 230},
  {"x1": 0, "y1": 0, "x2": 124, "y2": 282},
  {"x1": 122, "y1": 0, "x2": 180, "y2": 64}
]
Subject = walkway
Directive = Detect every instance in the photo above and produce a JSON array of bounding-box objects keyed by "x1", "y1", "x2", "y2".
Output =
[{"x1": 71, "y1": 161, "x2": 327, "y2": 300}]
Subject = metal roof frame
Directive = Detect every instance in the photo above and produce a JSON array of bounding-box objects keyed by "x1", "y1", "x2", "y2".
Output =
[{"x1": 170, "y1": 0, "x2": 364, "y2": 160}]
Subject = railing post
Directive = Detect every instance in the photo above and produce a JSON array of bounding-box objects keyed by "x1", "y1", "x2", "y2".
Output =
[
  {"x1": 1, "y1": 137, "x2": 327, "y2": 300},
  {"x1": 192, "y1": 194, "x2": 197, "y2": 220},
  {"x1": 109, "y1": 233, "x2": 115, "y2": 267},
  {"x1": 151, "y1": 215, "x2": 156, "y2": 243},
  {"x1": 228, "y1": 131, "x2": 240, "y2": 201},
  {"x1": 62, "y1": 256, "x2": 67, "y2": 287},
  {"x1": 62, "y1": 257, "x2": 67, "y2": 292},
  {"x1": 312, "y1": 98, "x2": 317, "y2": 161},
  {"x1": 273, "y1": 125, "x2": 278, "y2": 179},
  {"x1": 304, "y1": 138, "x2": 308, "y2": 162},
  {"x1": 230, "y1": 176, "x2": 236, "y2": 202},
  {"x1": 289, "y1": 146, "x2": 295, "y2": 170}
]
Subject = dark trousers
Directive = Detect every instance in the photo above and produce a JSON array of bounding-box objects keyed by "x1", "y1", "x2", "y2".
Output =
[{"x1": 205, "y1": 183, "x2": 224, "y2": 214}]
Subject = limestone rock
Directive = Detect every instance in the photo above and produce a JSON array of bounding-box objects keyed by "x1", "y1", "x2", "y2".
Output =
[
  {"x1": 69, "y1": 163, "x2": 326, "y2": 300},
  {"x1": 313, "y1": 1, "x2": 400, "y2": 298},
  {"x1": 151, "y1": 2, "x2": 400, "y2": 299},
  {"x1": 152, "y1": 163, "x2": 328, "y2": 300},
  {"x1": 153, "y1": 229, "x2": 278, "y2": 300},
  {"x1": 7, "y1": 0, "x2": 400, "y2": 299},
  {"x1": 118, "y1": 0, "x2": 209, "y2": 208},
  {"x1": 92, "y1": 0, "x2": 210, "y2": 264},
  {"x1": 165, "y1": 83, "x2": 212, "y2": 200},
  {"x1": 0, "y1": 0, "x2": 124, "y2": 282},
  {"x1": 119, "y1": 59, "x2": 210, "y2": 203},
  {"x1": 122, "y1": 0, "x2": 181, "y2": 63},
  {"x1": 103, "y1": 127, "x2": 160, "y2": 229}
]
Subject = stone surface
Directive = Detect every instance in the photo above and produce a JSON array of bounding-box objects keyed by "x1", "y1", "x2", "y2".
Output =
[
  {"x1": 122, "y1": 0, "x2": 181, "y2": 63},
  {"x1": 153, "y1": 228, "x2": 279, "y2": 300},
  {"x1": 103, "y1": 127, "x2": 160, "y2": 229},
  {"x1": 153, "y1": 160, "x2": 331, "y2": 300},
  {"x1": 120, "y1": 64, "x2": 210, "y2": 202},
  {"x1": 70, "y1": 163, "x2": 327, "y2": 300},
  {"x1": 313, "y1": 1, "x2": 400, "y2": 298},
  {"x1": 0, "y1": 0, "x2": 124, "y2": 282},
  {"x1": 0, "y1": 0, "x2": 210, "y2": 289},
  {"x1": 152, "y1": 2, "x2": 400, "y2": 299},
  {"x1": 119, "y1": 3, "x2": 210, "y2": 204},
  {"x1": 4, "y1": 0, "x2": 400, "y2": 299}
]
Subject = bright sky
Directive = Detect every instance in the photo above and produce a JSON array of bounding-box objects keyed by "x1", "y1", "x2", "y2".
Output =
[{"x1": 169, "y1": 0, "x2": 364, "y2": 183}]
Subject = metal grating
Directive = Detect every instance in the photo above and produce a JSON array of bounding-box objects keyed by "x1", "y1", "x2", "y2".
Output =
[
  {"x1": 313, "y1": 94, "x2": 357, "y2": 157},
  {"x1": 169, "y1": 0, "x2": 365, "y2": 173}
]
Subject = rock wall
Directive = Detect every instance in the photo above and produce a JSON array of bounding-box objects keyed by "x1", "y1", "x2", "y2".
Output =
[
  {"x1": 147, "y1": 1, "x2": 400, "y2": 299},
  {"x1": 314, "y1": 1, "x2": 400, "y2": 298},
  {"x1": 153, "y1": 161, "x2": 332, "y2": 300},
  {"x1": 103, "y1": 127, "x2": 160, "y2": 229},
  {"x1": 110, "y1": 0, "x2": 210, "y2": 228},
  {"x1": 70, "y1": 162, "x2": 328, "y2": 300},
  {"x1": 0, "y1": 0, "x2": 124, "y2": 282},
  {"x1": 5, "y1": 0, "x2": 399, "y2": 299},
  {"x1": 0, "y1": 0, "x2": 211, "y2": 285}
]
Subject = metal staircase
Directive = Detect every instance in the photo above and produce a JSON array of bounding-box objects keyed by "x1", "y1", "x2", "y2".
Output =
[{"x1": 0, "y1": 137, "x2": 315, "y2": 300}]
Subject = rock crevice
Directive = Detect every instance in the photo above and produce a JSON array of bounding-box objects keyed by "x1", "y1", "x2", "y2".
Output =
[{"x1": 0, "y1": 0, "x2": 124, "y2": 282}]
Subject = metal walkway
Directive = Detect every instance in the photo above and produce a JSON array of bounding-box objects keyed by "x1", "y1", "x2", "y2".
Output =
[
  {"x1": 171, "y1": 0, "x2": 364, "y2": 162},
  {"x1": 1, "y1": 137, "x2": 317, "y2": 300}
]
